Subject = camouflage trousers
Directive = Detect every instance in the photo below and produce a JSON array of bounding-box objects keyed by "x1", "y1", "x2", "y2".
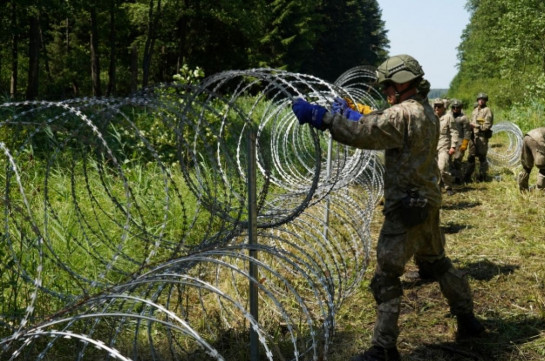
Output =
[
  {"x1": 370, "y1": 205, "x2": 474, "y2": 349},
  {"x1": 465, "y1": 135, "x2": 489, "y2": 180},
  {"x1": 518, "y1": 135, "x2": 545, "y2": 190},
  {"x1": 437, "y1": 149, "x2": 454, "y2": 190}
]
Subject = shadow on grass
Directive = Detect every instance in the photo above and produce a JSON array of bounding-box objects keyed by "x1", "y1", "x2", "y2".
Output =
[
  {"x1": 441, "y1": 221, "x2": 471, "y2": 234},
  {"x1": 442, "y1": 200, "x2": 481, "y2": 210},
  {"x1": 459, "y1": 259, "x2": 519, "y2": 281},
  {"x1": 408, "y1": 315, "x2": 545, "y2": 360}
]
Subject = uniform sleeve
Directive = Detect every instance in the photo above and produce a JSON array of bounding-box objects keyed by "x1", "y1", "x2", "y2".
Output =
[
  {"x1": 462, "y1": 115, "x2": 472, "y2": 140},
  {"x1": 449, "y1": 117, "x2": 460, "y2": 148},
  {"x1": 322, "y1": 108, "x2": 405, "y2": 150}
]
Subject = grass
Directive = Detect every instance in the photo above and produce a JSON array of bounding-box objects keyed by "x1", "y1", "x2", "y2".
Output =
[{"x1": 328, "y1": 167, "x2": 545, "y2": 360}]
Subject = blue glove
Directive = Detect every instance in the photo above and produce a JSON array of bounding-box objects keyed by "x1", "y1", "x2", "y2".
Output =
[
  {"x1": 332, "y1": 97, "x2": 362, "y2": 121},
  {"x1": 292, "y1": 98, "x2": 327, "y2": 129},
  {"x1": 331, "y1": 97, "x2": 349, "y2": 115}
]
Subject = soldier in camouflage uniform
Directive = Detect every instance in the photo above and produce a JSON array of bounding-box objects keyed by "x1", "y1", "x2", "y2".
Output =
[
  {"x1": 465, "y1": 93, "x2": 494, "y2": 182},
  {"x1": 435, "y1": 98, "x2": 459, "y2": 195},
  {"x1": 450, "y1": 99, "x2": 471, "y2": 184},
  {"x1": 517, "y1": 127, "x2": 545, "y2": 191},
  {"x1": 292, "y1": 54, "x2": 484, "y2": 361}
]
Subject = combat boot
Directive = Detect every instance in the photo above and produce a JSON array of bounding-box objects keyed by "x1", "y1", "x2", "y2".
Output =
[
  {"x1": 456, "y1": 313, "x2": 485, "y2": 339},
  {"x1": 476, "y1": 173, "x2": 488, "y2": 182},
  {"x1": 351, "y1": 345, "x2": 401, "y2": 361}
]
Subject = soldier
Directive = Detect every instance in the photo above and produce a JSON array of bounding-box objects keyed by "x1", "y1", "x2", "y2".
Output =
[
  {"x1": 450, "y1": 99, "x2": 471, "y2": 184},
  {"x1": 465, "y1": 92, "x2": 494, "y2": 182},
  {"x1": 435, "y1": 98, "x2": 459, "y2": 195},
  {"x1": 517, "y1": 127, "x2": 545, "y2": 191},
  {"x1": 292, "y1": 54, "x2": 484, "y2": 361}
]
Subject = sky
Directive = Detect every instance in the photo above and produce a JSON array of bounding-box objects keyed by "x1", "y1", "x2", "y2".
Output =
[{"x1": 378, "y1": 0, "x2": 471, "y2": 89}]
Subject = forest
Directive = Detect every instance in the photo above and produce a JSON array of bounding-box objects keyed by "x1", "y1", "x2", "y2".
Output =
[
  {"x1": 0, "y1": 0, "x2": 388, "y2": 100},
  {"x1": 2, "y1": 0, "x2": 545, "y2": 106},
  {"x1": 450, "y1": 0, "x2": 545, "y2": 108}
]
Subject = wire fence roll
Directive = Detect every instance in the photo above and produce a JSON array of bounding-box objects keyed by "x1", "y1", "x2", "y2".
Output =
[
  {"x1": 0, "y1": 67, "x2": 384, "y2": 361},
  {"x1": 0, "y1": 68, "x2": 522, "y2": 360},
  {"x1": 488, "y1": 121, "x2": 524, "y2": 169}
]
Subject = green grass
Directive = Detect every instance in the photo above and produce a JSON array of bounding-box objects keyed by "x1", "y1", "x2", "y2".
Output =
[{"x1": 328, "y1": 170, "x2": 545, "y2": 361}]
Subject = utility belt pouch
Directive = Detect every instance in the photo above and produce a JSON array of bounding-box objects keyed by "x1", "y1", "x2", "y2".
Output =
[{"x1": 398, "y1": 190, "x2": 429, "y2": 228}]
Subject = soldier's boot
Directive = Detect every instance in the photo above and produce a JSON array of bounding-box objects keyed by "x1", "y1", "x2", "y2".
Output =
[
  {"x1": 422, "y1": 257, "x2": 482, "y2": 340},
  {"x1": 477, "y1": 159, "x2": 489, "y2": 182},
  {"x1": 537, "y1": 170, "x2": 545, "y2": 190},
  {"x1": 351, "y1": 346, "x2": 401, "y2": 361},
  {"x1": 358, "y1": 274, "x2": 403, "y2": 361},
  {"x1": 456, "y1": 312, "x2": 485, "y2": 339},
  {"x1": 463, "y1": 162, "x2": 475, "y2": 183},
  {"x1": 517, "y1": 170, "x2": 530, "y2": 191}
]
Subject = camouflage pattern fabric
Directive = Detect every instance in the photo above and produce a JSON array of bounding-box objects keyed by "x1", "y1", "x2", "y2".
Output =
[
  {"x1": 437, "y1": 112, "x2": 459, "y2": 190},
  {"x1": 451, "y1": 111, "x2": 471, "y2": 181},
  {"x1": 518, "y1": 127, "x2": 545, "y2": 190},
  {"x1": 322, "y1": 95, "x2": 475, "y2": 349},
  {"x1": 323, "y1": 96, "x2": 441, "y2": 212},
  {"x1": 466, "y1": 105, "x2": 494, "y2": 179}
]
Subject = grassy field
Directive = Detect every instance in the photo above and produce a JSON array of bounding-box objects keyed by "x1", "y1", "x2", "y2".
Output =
[{"x1": 329, "y1": 169, "x2": 545, "y2": 361}]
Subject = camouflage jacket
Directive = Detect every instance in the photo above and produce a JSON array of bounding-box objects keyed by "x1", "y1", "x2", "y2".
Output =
[
  {"x1": 322, "y1": 96, "x2": 441, "y2": 212},
  {"x1": 470, "y1": 106, "x2": 494, "y2": 135},
  {"x1": 437, "y1": 112, "x2": 459, "y2": 152},
  {"x1": 452, "y1": 112, "x2": 472, "y2": 141},
  {"x1": 526, "y1": 127, "x2": 545, "y2": 155}
]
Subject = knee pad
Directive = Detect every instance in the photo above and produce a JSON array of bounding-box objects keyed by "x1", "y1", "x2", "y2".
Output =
[{"x1": 370, "y1": 274, "x2": 402, "y2": 304}]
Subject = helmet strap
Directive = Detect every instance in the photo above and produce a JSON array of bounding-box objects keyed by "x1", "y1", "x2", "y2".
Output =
[{"x1": 392, "y1": 83, "x2": 417, "y2": 104}]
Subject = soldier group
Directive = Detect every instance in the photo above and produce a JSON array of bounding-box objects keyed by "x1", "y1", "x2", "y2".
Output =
[
  {"x1": 435, "y1": 94, "x2": 545, "y2": 193},
  {"x1": 433, "y1": 92, "x2": 494, "y2": 195}
]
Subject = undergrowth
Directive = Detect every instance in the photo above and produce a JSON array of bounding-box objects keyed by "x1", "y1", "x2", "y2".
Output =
[{"x1": 328, "y1": 166, "x2": 545, "y2": 360}]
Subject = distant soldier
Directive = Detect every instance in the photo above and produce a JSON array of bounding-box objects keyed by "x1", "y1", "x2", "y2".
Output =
[
  {"x1": 517, "y1": 127, "x2": 545, "y2": 191},
  {"x1": 464, "y1": 92, "x2": 494, "y2": 182},
  {"x1": 450, "y1": 99, "x2": 471, "y2": 184},
  {"x1": 435, "y1": 98, "x2": 459, "y2": 195}
]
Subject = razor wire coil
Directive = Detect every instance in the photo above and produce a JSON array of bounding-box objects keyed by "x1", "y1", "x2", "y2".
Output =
[{"x1": 0, "y1": 67, "x2": 521, "y2": 361}]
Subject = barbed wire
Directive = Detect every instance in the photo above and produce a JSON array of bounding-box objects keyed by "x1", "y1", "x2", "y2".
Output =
[
  {"x1": 0, "y1": 67, "x2": 384, "y2": 360},
  {"x1": 488, "y1": 121, "x2": 524, "y2": 169},
  {"x1": 0, "y1": 67, "x2": 522, "y2": 360}
]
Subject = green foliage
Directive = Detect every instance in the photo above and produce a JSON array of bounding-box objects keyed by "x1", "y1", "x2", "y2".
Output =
[
  {"x1": 495, "y1": 100, "x2": 545, "y2": 133},
  {"x1": 260, "y1": 0, "x2": 388, "y2": 82},
  {"x1": 451, "y1": 0, "x2": 545, "y2": 107},
  {"x1": 0, "y1": 0, "x2": 389, "y2": 99}
]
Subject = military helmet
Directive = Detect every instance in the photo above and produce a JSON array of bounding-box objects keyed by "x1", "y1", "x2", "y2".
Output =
[
  {"x1": 376, "y1": 54, "x2": 424, "y2": 85},
  {"x1": 450, "y1": 99, "x2": 463, "y2": 108},
  {"x1": 433, "y1": 98, "x2": 444, "y2": 106},
  {"x1": 476, "y1": 92, "x2": 488, "y2": 101}
]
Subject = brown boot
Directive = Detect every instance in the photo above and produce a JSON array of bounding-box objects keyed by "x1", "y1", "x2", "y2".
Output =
[{"x1": 456, "y1": 313, "x2": 485, "y2": 339}]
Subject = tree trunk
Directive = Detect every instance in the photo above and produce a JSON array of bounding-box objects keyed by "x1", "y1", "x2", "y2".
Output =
[
  {"x1": 106, "y1": 0, "x2": 117, "y2": 96},
  {"x1": 142, "y1": 0, "x2": 161, "y2": 87},
  {"x1": 90, "y1": 5, "x2": 102, "y2": 97},
  {"x1": 26, "y1": 14, "x2": 40, "y2": 100},
  {"x1": 130, "y1": 44, "x2": 138, "y2": 93},
  {"x1": 10, "y1": 1, "x2": 18, "y2": 100}
]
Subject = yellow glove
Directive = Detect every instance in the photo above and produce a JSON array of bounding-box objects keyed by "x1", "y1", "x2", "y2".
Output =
[
  {"x1": 356, "y1": 103, "x2": 374, "y2": 115},
  {"x1": 459, "y1": 138, "x2": 469, "y2": 152},
  {"x1": 345, "y1": 98, "x2": 374, "y2": 115}
]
